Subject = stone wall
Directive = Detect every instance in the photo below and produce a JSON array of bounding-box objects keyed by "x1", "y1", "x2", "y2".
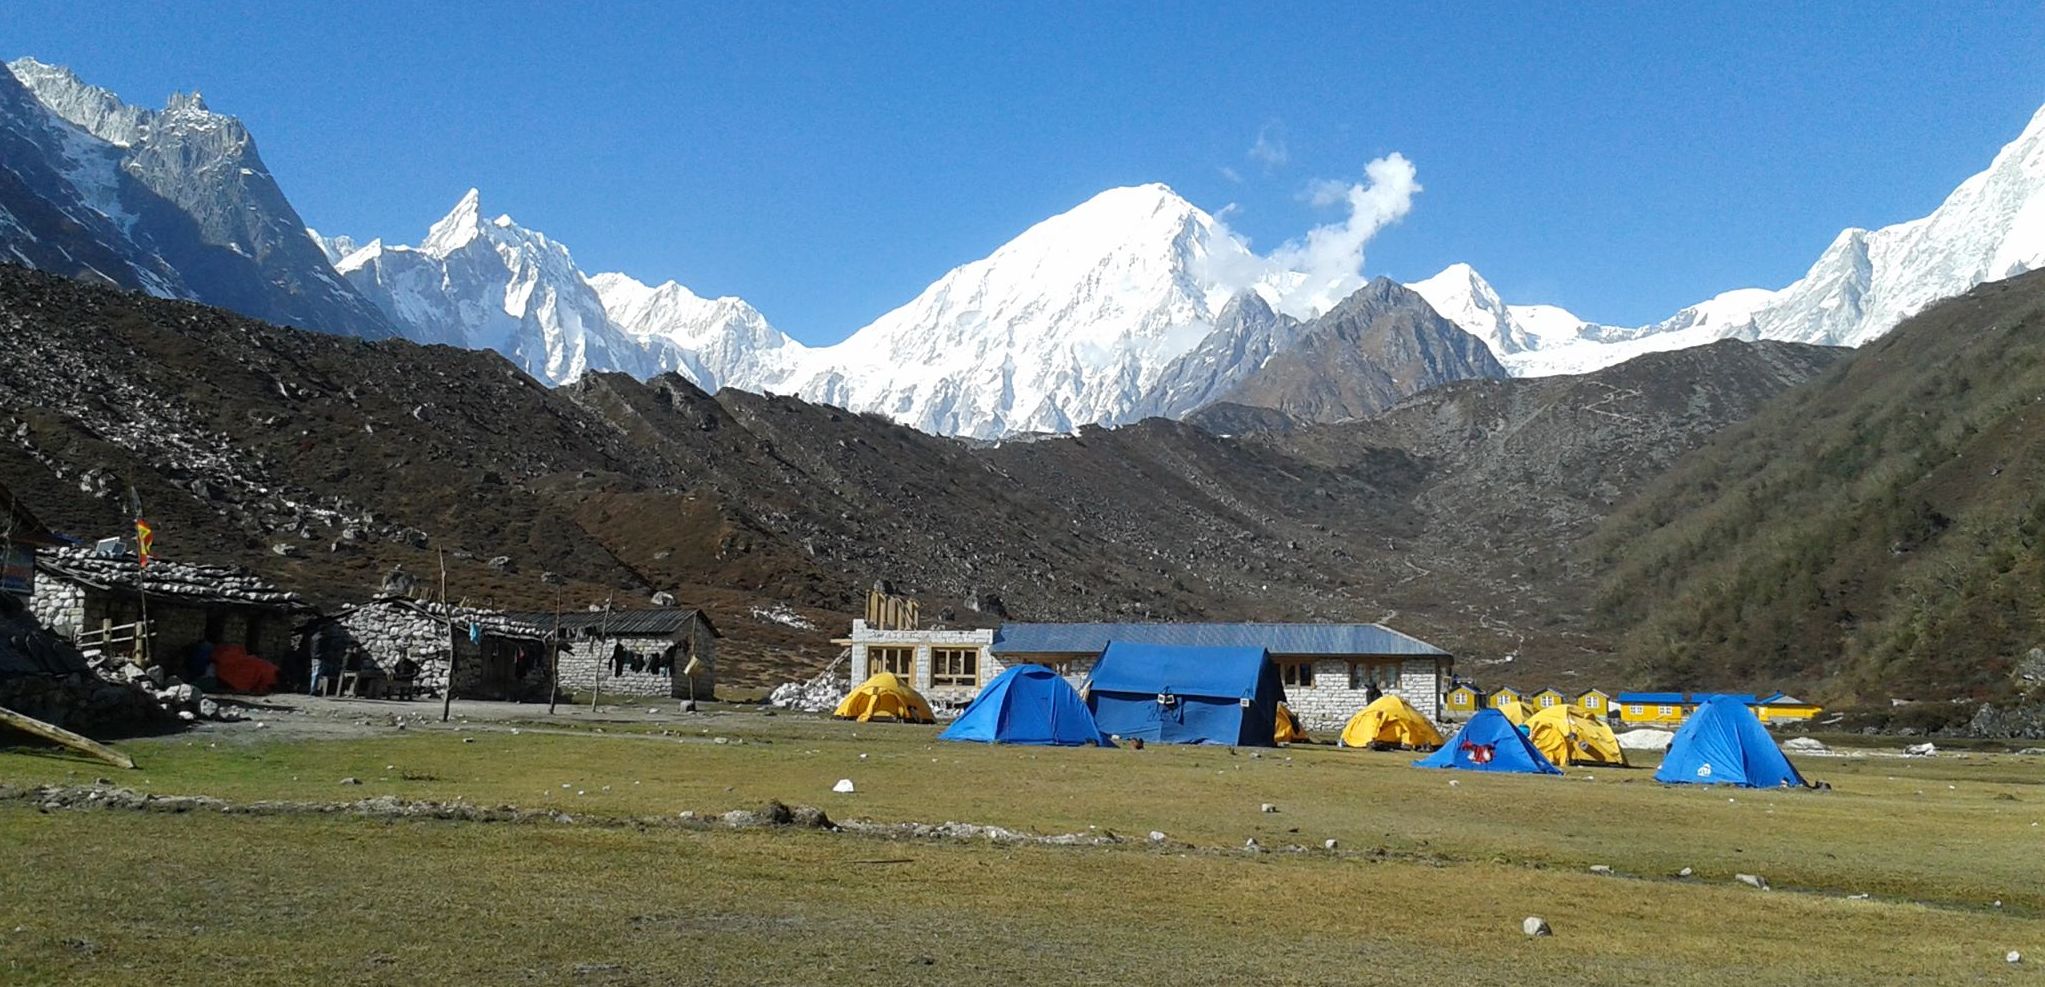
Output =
[
  {"x1": 556, "y1": 623, "x2": 716, "y2": 701},
  {"x1": 848, "y1": 620, "x2": 996, "y2": 709},
  {"x1": 29, "y1": 579, "x2": 296, "y2": 673},
  {"x1": 318, "y1": 600, "x2": 548, "y2": 699},
  {"x1": 1278, "y1": 657, "x2": 1447, "y2": 729}
]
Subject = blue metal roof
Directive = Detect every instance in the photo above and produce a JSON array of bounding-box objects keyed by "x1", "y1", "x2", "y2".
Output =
[{"x1": 991, "y1": 622, "x2": 1448, "y2": 658}]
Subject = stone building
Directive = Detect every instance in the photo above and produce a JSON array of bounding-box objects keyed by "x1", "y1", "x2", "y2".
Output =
[
  {"x1": 986, "y1": 622, "x2": 1453, "y2": 729},
  {"x1": 506, "y1": 607, "x2": 720, "y2": 701},
  {"x1": 306, "y1": 597, "x2": 550, "y2": 700},
  {"x1": 28, "y1": 547, "x2": 307, "y2": 673},
  {"x1": 845, "y1": 619, "x2": 996, "y2": 710},
  {"x1": 2, "y1": 482, "x2": 62, "y2": 600}
]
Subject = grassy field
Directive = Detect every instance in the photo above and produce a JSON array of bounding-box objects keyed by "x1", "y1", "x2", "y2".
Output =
[{"x1": 2, "y1": 711, "x2": 2042, "y2": 984}]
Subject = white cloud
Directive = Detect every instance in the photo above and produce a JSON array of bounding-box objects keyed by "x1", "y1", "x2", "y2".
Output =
[
  {"x1": 1218, "y1": 165, "x2": 1243, "y2": 184},
  {"x1": 1248, "y1": 123, "x2": 1289, "y2": 168},
  {"x1": 1200, "y1": 153, "x2": 1422, "y2": 320}
]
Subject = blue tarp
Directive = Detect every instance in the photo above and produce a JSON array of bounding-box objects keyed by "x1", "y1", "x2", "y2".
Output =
[
  {"x1": 939, "y1": 664, "x2": 1111, "y2": 746},
  {"x1": 1413, "y1": 708, "x2": 1563, "y2": 774},
  {"x1": 1655, "y1": 695, "x2": 1806, "y2": 788},
  {"x1": 1086, "y1": 642, "x2": 1282, "y2": 746}
]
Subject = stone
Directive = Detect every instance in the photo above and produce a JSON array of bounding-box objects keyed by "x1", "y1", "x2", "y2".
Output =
[
  {"x1": 2008, "y1": 951, "x2": 2022, "y2": 965},
  {"x1": 1903, "y1": 742, "x2": 1937, "y2": 757},
  {"x1": 1323, "y1": 839, "x2": 1338, "y2": 850},
  {"x1": 1678, "y1": 866, "x2": 1694, "y2": 878},
  {"x1": 1523, "y1": 916, "x2": 1552, "y2": 937},
  {"x1": 1783, "y1": 736, "x2": 1828, "y2": 752},
  {"x1": 339, "y1": 777, "x2": 361, "y2": 786},
  {"x1": 650, "y1": 591, "x2": 676, "y2": 606},
  {"x1": 1616, "y1": 728, "x2": 1675, "y2": 752},
  {"x1": 1735, "y1": 873, "x2": 1769, "y2": 890},
  {"x1": 1243, "y1": 838, "x2": 1261, "y2": 851},
  {"x1": 832, "y1": 778, "x2": 855, "y2": 794},
  {"x1": 270, "y1": 542, "x2": 299, "y2": 557},
  {"x1": 1589, "y1": 864, "x2": 1613, "y2": 875},
  {"x1": 1260, "y1": 803, "x2": 1278, "y2": 813},
  {"x1": 1148, "y1": 831, "x2": 1167, "y2": 844}
]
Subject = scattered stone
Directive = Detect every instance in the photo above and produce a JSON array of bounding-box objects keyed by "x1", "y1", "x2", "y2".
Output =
[
  {"x1": 1323, "y1": 838, "x2": 1338, "y2": 850},
  {"x1": 1523, "y1": 916, "x2": 1552, "y2": 937},
  {"x1": 339, "y1": 777, "x2": 361, "y2": 786},
  {"x1": 1589, "y1": 864, "x2": 1613, "y2": 876},
  {"x1": 1148, "y1": 831, "x2": 1167, "y2": 844},
  {"x1": 832, "y1": 778, "x2": 855, "y2": 794},
  {"x1": 2008, "y1": 951, "x2": 2022, "y2": 965},
  {"x1": 1260, "y1": 803, "x2": 1278, "y2": 813},
  {"x1": 1616, "y1": 728, "x2": 1675, "y2": 752},
  {"x1": 1678, "y1": 866, "x2": 1694, "y2": 878},
  {"x1": 1903, "y1": 742, "x2": 1937, "y2": 757},
  {"x1": 1783, "y1": 736, "x2": 1828, "y2": 753},
  {"x1": 1243, "y1": 837, "x2": 1261, "y2": 851},
  {"x1": 1735, "y1": 873, "x2": 1769, "y2": 890},
  {"x1": 714, "y1": 737, "x2": 730, "y2": 745}
]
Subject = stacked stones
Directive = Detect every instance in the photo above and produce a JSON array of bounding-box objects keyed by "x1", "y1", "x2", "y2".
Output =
[{"x1": 327, "y1": 599, "x2": 547, "y2": 696}]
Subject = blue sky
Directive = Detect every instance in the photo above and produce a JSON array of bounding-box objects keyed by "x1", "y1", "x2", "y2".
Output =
[{"x1": 6, "y1": 2, "x2": 2043, "y2": 343}]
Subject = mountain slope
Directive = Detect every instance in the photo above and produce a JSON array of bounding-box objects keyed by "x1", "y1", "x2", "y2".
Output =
[
  {"x1": 8, "y1": 57, "x2": 395, "y2": 338},
  {"x1": 1216, "y1": 277, "x2": 1509, "y2": 422},
  {"x1": 586, "y1": 272, "x2": 801, "y2": 392},
  {"x1": 1593, "y1": 268, "x2": 2045, "y2": 701}
]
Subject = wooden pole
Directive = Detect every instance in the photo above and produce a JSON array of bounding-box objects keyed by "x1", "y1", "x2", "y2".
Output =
[
  {"x1": 589, "y1": 592, "x2": 613, "y2": 712},
  {"x1": 440, "y1": 549, "x2": 457, "y2": 723},
  {"x1": 547, "y1": 583, "x2": 562, "y2": 715},
  {"x1": 0, "y1": 703, "x2": 135, "y2": 769}
]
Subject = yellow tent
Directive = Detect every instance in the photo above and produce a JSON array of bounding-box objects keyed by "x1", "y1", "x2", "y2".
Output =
[
  {"x1": 833, "y1": 672, "x2": 936, "y2": 724},
  {"x1": 1338, "y1": 695, "x2": 1446, "y2": 750},
  {"x1": 1274, "y1": 702, "x2": 1311, "y2": 744},
  {"x1": 1495, "y1": 698, "x2": 1536, "y2": 726},
  {"x1": 1524, "y1": 704, "x2": 1627, "y2": 767}
]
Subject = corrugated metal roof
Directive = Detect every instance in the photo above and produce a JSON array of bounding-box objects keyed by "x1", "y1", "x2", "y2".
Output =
[
  {"x1": 991, "y1": 622, "x2": 1447, "y2": 658},
  {"x1": 1615, "y1": 691, "x2": 1760, "y2": 705},
  {"x1": 503, "y1": 608, "x2": 718, "y2": 638}
]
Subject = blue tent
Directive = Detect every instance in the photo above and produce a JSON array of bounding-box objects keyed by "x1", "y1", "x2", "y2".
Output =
[
  {"x1": 1085, "y1": 642, "x2": 1283, "y2": 746},
  {"x1": 1413, "y1": 708, "x2": 1563, "y2": 774},
  {"x1": 939, "y1": 664, "x2": 1112, "y2": 746},
  {"x1": 1655, "y1": 695, "x2": 1806, "y2": 788}
]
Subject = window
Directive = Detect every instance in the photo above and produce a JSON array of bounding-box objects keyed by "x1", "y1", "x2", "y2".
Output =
[
  {"x1": 869, "y1": 646, "x2": 914, "y2": 678},
  {"x1": 1282, "y1": 662, "x2": 1315, "y2": 688},
  {"x1": 1583, "y1": 695, "x2": 1602, "y2": 709},
  {"x1": 1657, "y1": 705, "x2": 1675, "y2": 717},
  {"x1": 1628, "y1": 705, "x2": 1644, "y2": 716},
  {"x1": 1539, "y1": 694, "x2": 1557, "y2": 707},
  {"x1": 1347, "y1": 661, "x2": 1399, "y2": 693},
  {"x1": 931, "y1": 647, "x2": 979, "y2": 686}
]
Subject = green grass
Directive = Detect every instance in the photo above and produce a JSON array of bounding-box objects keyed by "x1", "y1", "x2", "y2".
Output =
[{"x1": 3, "y1": 717, "x2": 2043, "y2": 983}]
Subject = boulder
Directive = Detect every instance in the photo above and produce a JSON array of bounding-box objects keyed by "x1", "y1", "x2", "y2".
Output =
[
  {"x1": 832, "y1": 778, "x2": 855, "y2": 794},
  {"x1": 1903, "y1": 742, "x2": 1937, "y2": 757},
  {"x1": 1523, "y1": 916, "x2": 1551, "y2": 937},
  {"x1": 1616, "y1": 728, "x2": 1675, "y2": 752},
  {"x1": 1735, "y1": 873, "x2": 1769, "y2": 890},
  {"x1": 1783, "y1": 736, "x2": 1828, "y2": 752}
]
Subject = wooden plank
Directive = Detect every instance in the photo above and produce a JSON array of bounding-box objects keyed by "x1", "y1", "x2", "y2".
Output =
[{"x1": 0, "y1": 703, "x2": 136, "y2": 769}]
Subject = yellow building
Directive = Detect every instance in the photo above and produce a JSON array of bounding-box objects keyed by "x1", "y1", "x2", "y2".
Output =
[
  {"x1": 1531, "y1": 687, "x2": 1569, "y2": 710},
  {"x1": 1443, "y1": 685, "x2": 1481, "y2": 719},
  {"x1": 1614, "y1": 692, "x2": 1690, "y2": 726},
  {"x1": 1754, "y1": 692, "x2": 1824, "y2": 724},
  {"x1": 1575, "y1": 689, "x2": 1612, "y2": 717},
  {"x1": 1485, "y1": 686, "x2": 1523, "y2": 709}
]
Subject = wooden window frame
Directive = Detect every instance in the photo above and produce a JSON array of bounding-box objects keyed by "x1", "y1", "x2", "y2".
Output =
[
  {"x1": 869, "y1": 646, "x2": 914, "y2": 679},
  {"x1": 1281, "y1": 661, "x2": 1315, "y2": 689},
  {"x1": 930, "y1": 647, "x2": 979, "y2": 687}
]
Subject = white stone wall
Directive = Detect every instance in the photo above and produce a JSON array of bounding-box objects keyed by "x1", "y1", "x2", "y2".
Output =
[
  {"x1": 557, "y1": 626, "x2": 715, "y2": 701},
  {"x1": 27, "y1": 581, "x2": 86, "y2": 638},
  {"x1": 848, "y1": 621, "x2": 995, "y2": 709},
  {"x1": 332, "y1": 603, "x2": 459, "y2": 693},
  {"x1": 980, "y1": 652, "x2": 1098, "y2": 699},
  {"x1": 1274, "y1": 658, "x2": 1448, "y2": 730}
]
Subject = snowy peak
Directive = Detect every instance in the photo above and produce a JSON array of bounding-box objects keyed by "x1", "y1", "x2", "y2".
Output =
[
  {"x1": 1407, "y1": 263, "x2": 1522, "y2": 353},
  {"x1": 6, "y1": 57, "x2": 151, "y2": 146},
  {"x1": 421, "y1": 188, "x2": 487, "y2": 258},
  {"x1": 588, "y1": 271, "x2": 799, "y2": 392}
]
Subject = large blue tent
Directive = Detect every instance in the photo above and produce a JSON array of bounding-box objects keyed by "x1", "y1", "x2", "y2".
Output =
[
  {"x1": 1655, "y1": 695, "x2": 1806, "y2": 788},
  {"x1": 1085, "y1": 642, "x2": 1283, "y2": 746},
  {"x1": 1413, "y1": 708, "x2": 1563, "y2": 774},
  {"x1": 939, "y1": 664, "x2": 1111, "y2": 746}
]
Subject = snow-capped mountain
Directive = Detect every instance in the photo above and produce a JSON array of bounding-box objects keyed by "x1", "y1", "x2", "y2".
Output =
[
  {"x1": 774, "y1": 183, "x2": 1307, "y2": 438},
  {"x1": 6, "y1": 58, "x2": 395, "y2": 338},
  {"x1": 586, "y1": 272, "x2": 800, "y2": 393},
  {"x1": 1421, "y1": 102, "x2": 2045, "y2": 375},
  {"x1": 331, "y1": 190, "x2": 658, "y2": 384}
]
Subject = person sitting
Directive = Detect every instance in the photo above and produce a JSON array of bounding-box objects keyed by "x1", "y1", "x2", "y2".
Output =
[{"x1": 390, "y1": 657, "x2": 421, "y2": 700}]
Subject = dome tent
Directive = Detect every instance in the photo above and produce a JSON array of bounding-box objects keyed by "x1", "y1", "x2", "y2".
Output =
[
  {"x1": 833, "y1": 672, "x2": 936, "y2": 724},
  {"x1": 939, "y1": 664, "x2": 1110, "y2": 746},
  {"x1": 1413, "y1": 708, "x2": 1562, "y2": 774},
  {"x1": 1339, "y1": 694, "x2": 1445, "y2": 749},
  {"x1": 1655, "y1": 695, "x2": 1805, "y2": 788},
  {"x1": 1274, "y1": 702, "x2": 1311, "y2": 744},
  {"x1": 1525, "y1": 704, "x2": 1627, "y2": 767}
]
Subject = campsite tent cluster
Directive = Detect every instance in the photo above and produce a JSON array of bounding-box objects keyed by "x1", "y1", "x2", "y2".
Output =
[{"x1": 830, "y1": 643, "x2": 1807, "y2": 789}]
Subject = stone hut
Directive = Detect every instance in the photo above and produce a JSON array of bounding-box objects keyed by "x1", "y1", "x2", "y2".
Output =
[
  {"x1": 507, "y1": 607, "x2": 720, "y2": 701},
  {"x1": 305, "y1": 597, "x2": 551, "y2": 700},
  {"x1": 28, "y1": 547, "x2": 308, "y2": 674}
]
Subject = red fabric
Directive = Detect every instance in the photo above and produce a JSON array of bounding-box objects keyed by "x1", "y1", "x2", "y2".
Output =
[{"x1": 211, "y1": 644, "x2": 279, "y2": 694}]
